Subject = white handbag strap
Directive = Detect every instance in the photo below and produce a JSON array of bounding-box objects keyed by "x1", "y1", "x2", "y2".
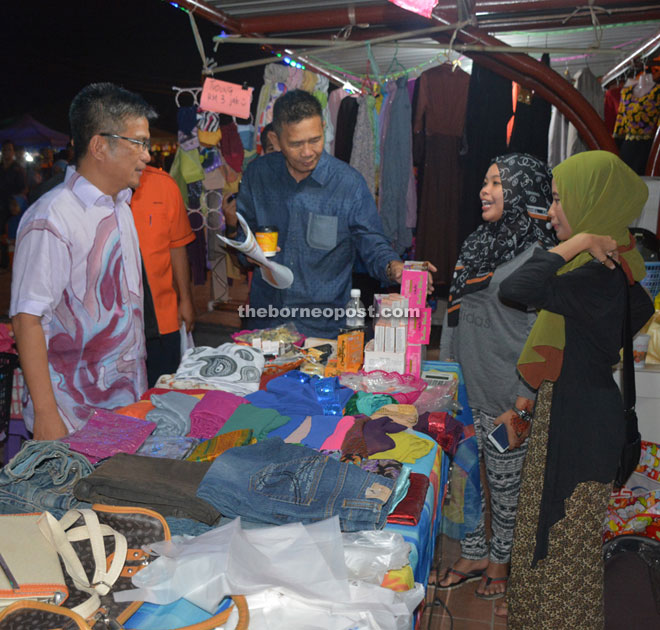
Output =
[{"x1": 38, "y1": 509, "x2": 127, "y2": 620}]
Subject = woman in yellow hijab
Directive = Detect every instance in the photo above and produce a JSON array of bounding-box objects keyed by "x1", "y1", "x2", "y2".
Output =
[{"x1": 498, "y1": 151, "x2": 654, "y2": 628}]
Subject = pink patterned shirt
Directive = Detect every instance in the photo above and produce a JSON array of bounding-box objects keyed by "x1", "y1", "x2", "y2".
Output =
[{"x1": 10, "y1": 169, "x2": 147, "y2": 432}]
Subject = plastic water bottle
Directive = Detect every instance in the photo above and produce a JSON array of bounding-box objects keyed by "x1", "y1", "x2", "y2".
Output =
[{"x1": 345, "y1": 288, "x2": 366, "y2": 329}]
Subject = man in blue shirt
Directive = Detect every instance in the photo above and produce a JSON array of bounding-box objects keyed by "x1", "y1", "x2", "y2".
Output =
[{"x1": 226, "y1": 90, "x2": 434, "y2": 337}]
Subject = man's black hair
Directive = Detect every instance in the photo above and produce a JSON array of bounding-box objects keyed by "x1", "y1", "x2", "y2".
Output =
[
  {"x1": 272, "y1": 89, "x2": 322, "y2": 135},
  {"x1": 260, "y1": 123, "x2": 274, "y2": 150},
  {"x1": 68, "y1": 82, "x2": 157, "y2": 164}
]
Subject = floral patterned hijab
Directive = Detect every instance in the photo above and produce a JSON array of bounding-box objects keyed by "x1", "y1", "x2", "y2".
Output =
[
  {"x1": 447, "y1": 153, "x2": 556, "y2": 326},
  {"x1": 517, "y1": 151, "x2": 648, "y2": 388}
]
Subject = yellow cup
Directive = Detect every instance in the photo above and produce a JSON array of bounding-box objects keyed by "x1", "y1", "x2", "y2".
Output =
[{"x1": 255, "y1": 226, "x2": 278, "y2": 257}]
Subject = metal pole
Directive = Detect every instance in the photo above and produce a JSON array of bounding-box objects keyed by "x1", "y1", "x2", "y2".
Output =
[
  {"x1": 210, "y1": 20, "x2": 469, "y2": 75},
  {"x1": 601, "y1": 29, "x2": 660, "y2": 85}
]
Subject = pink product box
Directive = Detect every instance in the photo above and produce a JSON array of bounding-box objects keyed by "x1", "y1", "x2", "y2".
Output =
[
  {"x1": 405, "y1": 344, "x2": 422, "y2": 377},
  {"x1": 407, "y1": 307, "x2": 432, "y2": 345},
  {"x1": 401, "y1": 268, "x2": 428, "y2": 311}
]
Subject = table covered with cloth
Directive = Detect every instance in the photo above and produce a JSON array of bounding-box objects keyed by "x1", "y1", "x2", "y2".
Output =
[{"x1": 0, "y1": 369, "x2": 451, "y2": 628}]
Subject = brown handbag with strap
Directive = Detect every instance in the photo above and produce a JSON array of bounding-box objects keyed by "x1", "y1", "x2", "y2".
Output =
[{"x1": 0, "y1": 504, "x2": 248, "y2": 630}]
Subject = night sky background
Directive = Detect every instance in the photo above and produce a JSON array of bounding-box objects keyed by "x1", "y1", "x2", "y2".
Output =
[{"x1": 1, "y1": 0, "x2": 267, "y2": 140}]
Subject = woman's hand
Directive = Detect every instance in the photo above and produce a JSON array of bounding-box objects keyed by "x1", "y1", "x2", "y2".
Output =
[
  {"x1": 550, "y1": 233, "x2": 618, "y2": 268},
  {"x1": 494, "y1": 409, "x2": 529, "y2": 450},
  {"x1": 494, "y1": 396, "x2": 534, "y2": 450},
  {"x1": 585, "y1": 234, "x2": 619, "y2": 269}
]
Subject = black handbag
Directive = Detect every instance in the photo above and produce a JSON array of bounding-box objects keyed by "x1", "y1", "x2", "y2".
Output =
[{"x1": 614, "y1": 263, "x2": 642, "y2": 489}]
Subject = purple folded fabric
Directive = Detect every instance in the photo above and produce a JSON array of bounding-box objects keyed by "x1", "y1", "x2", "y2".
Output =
[
  {"x1": 363, "y1": 416, "x2": 408, "y2": 455},
  {"x1": 189, "y1": 390, "x2": 249, "y2": 439},
  {"x1": 59, "y1": 408, "x2": 156, "y2": 464}
]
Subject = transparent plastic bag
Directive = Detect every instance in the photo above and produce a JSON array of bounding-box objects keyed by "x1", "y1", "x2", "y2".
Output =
[
  {"x1": 414, "y1": 380, "x2": 461, "y2": 416},
  {"x1": 339, "y1": 370, "x2": 426, "y2": 403},
  {"x1": 115, "y1": 517, "x2": 349, "y2": 613},
  {"x1": 342, "y1": 530, "x2": 411, "y2": 584}
]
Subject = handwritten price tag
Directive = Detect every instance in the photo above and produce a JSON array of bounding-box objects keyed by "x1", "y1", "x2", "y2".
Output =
[{"x1": 200, "y1": 77, "x2": 253, "y2": 118}]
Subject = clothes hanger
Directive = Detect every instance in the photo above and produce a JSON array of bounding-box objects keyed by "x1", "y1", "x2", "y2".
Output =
[
  {"x1": 360, "y1": 57, "x2": 379, "y2": 97},
  {"x1": 385, "y1": 42, "x2": 408, "y2": 79},
  {"x1": 172, "y1": 86, "x2": 202, "y2": 108}
]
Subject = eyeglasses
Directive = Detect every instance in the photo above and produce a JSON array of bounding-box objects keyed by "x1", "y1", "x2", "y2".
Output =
[{"x1": 99, "y1": 133, "x2": 151, "y2": 152}]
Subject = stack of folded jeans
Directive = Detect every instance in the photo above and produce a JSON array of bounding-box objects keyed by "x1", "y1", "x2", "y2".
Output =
[
  {"x1": 197, "y1": 437, "x2": 395, "y2": 531},
  {"x1": 73, "y1": 453, "x2": 222, "y2": 525},
  {"x1": 0, "y1": 441, "x2": 93, "y2": 517}
]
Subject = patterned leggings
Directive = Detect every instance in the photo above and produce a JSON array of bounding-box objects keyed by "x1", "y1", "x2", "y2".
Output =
[{"x1": 460, "y1": 407, "x2": 529, "y2": 565}]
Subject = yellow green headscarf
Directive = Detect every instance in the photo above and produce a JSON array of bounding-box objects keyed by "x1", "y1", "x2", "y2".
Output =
[{"x1": 517, "y1": 151, "x2": 648, "y2": 389}]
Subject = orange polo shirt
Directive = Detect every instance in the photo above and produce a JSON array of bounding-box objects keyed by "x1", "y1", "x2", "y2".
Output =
[{"x1": 131, "y1": 166, "x2": 195, "y2": 335}]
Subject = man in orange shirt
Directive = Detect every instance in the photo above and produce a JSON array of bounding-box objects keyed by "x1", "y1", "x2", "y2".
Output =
[{"x1": 131, "y1": 165, "x2": 195, "y2": 386}]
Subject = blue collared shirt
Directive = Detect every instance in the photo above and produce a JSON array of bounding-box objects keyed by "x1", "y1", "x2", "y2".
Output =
[{"x1": 237, "y1": 150, "x2": 399, "y2": 337}]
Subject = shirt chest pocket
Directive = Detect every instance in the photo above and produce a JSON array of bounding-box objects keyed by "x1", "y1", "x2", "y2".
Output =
[{"x1": 306, "y1": 212, "x2": 338, "y2": 251}]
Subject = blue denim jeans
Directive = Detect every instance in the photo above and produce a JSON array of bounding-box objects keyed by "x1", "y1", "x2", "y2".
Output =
[
  {"x1": 0, "y1": 440, "x2": 93, "y2": 516},
  {"x1": 196, "y1": 438, "x2": 395, "y2": 531}
]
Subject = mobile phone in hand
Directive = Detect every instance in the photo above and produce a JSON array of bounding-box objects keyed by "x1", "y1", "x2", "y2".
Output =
[{"x1": 487, "y1": 423, "x2": 509, "y2": 453}]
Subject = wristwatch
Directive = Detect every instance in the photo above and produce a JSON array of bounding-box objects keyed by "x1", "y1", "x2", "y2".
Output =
[{"x1": 512, "y1": 406, "x2": 533, "y2": 422}]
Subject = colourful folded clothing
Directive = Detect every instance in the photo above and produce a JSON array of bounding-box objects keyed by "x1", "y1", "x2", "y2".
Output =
[
  {"x1": 340, "y1": 414, "x2": 371, "y2": 463},
  {"x1": 369, "y1": 431, "x2": 434, "y2": 464},
  {"x1": 59, "y1": 408, "x2": 156, "y2": 464},
  {"x1": 219, "y1": 404, "x2": 291, "y2": 442},
  {"x1": 417, "y1": 411, "x2": 464, "y2": 456},
  {"x1": 267, "y1": 415, "x2": 308, "y2": 442},
  {"x1": 363, "y1": 416, "x2": 407, "y2": 455},
  {"x1": 386, "y1": 472, "x2": 430, "y2": 526},
  {"x1": 371, "y1": 404, "x2": 418, "y2": 428},
  {"x1": 141, "y1": 387, "x2": 210, "y2": 400},
  {"x1": 186, "y1": 429, "x2": 254, "y2": 462},
  {"x1": 246, "y1": 373, "x2": 353, "y2": 417},
  {"x1": 146, "y1": 392, "x2": 198, "y2": 437},
  {"x1": 188, "y1": 390, "x2": 249, "y2": 439},
  {"x1": 360, "y1": 458, "x2": 403, "y2": 480},
  {"x1": 115, "y1": 400, "x2": 155, "y2": 420},
  {"x1": 138, "y1": 436, "x2": 200, "y2": 459},
  {"x1": 320, "y1": 415, "x2": 354, "y2": 450},
  {"x1": 345, "y1": 392, "x2": 398, "y2": 417}
]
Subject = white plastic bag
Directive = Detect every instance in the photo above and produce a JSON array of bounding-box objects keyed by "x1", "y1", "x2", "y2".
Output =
[
  {"x1": 115, "y1": 517, "x2": 424, "y2": 629},
  {"x1": 244, "y1": 582, "x2": 425, "y2": 630},
  {"x1": 179, "y1": 322, "x2": 194, "y2": 356},
  {"x1": 114, "y1": 516, "x2": 348, "y2": 613},
  {"x1": 342, "y1": 530, "x2": 411, "y2": 584}
]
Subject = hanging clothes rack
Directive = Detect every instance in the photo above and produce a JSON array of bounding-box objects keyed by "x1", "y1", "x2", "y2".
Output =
[{"x1": 601, "y1": 29, "x2": 660, "y2": 86}]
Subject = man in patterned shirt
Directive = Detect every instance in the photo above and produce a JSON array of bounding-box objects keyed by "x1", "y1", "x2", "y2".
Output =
[{"x1": 10, "y1": 83, "x2": 156, "y2": 440}]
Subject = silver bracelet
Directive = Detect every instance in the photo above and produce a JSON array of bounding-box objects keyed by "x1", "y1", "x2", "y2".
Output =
[{"x1": 512, "y1": 406, "x2": 533, "y2": 422}]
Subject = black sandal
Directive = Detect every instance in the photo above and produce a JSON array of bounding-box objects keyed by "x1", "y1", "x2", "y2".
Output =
[
  {"x1": 437, "y1": 567, "x2": 485, "y2": 591},
  {"x1": 474, "y1": 574, "x2": 508, "y2": 600}
]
